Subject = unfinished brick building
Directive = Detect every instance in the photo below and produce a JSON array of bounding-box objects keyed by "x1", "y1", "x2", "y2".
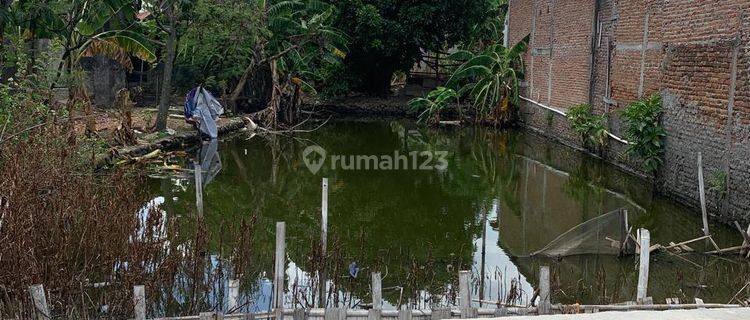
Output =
[{"x1": 507, "y1": 0, "x2": 750, "y2": 222}]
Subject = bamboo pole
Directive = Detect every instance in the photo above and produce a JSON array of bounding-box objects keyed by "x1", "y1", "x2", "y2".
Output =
[
  {"x1": 637, "y1": 228, "x2": 651, "y2": 304},
  {"x1": 29, "y1": 284, "x2": 50, "y2": 320}
]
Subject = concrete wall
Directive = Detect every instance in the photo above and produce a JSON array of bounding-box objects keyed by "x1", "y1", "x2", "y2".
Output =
[{"x1": 508, "y1": 0, "x2": 750, "y2": 223}]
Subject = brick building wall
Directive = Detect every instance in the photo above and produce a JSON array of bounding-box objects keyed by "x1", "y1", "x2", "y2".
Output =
[{"x1": 508, "y1": 0, "x2": 750, "y2": 223}]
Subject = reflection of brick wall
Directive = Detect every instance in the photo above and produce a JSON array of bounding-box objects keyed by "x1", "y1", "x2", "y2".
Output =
[{"x1": 507, "y1": 0, "x2": 750, "y2": 223}]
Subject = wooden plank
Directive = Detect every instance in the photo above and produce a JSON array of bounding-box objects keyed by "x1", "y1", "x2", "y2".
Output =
[
  {"x1": 538, "y1": 266, "x2": 551, "y2": 315},
  {"x1": 133, "y1": 285, "x2": 145, "y2": 320},
  {"x1": 29, "y1": 284, "x2": 50, "y2": 320},
  {"x1": 697, "y1": 152, "x2": 709, "y2": 237},
  {"x1": 637, "y1": 229, "x2": 651, "y2": 304},
  {"x1": 228, "y1": 279, "x2": 240, "y2": 313},
  {"x1": 194, "y1": 161, "x2": 204, "y2": 217},
  {"x1": 273, "y1": 222, "x2": 286, "y2": 310},
  {"x1": 371, "y1": 272, "x2": 382, "y2": 310}
]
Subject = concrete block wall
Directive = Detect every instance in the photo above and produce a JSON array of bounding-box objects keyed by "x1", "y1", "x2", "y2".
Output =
[{"x1": 508, "y1": 0, "x2": 750, "y2": 223}]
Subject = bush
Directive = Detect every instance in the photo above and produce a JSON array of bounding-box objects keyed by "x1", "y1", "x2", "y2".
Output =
[
  {"x1": 621, "y1": 94, "x2": 666, "y2": 173},
  {"x1": 566, "y1": 103, "x2": 608, "y2": 148}
]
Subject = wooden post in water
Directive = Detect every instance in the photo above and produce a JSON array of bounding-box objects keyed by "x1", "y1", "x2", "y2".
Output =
[
  {"x1": 133, "y1": 285, "x2": 145, "y2": 320},
  {"x1": 227, "y1": 279, "x2": 240, "y2": 313},
  {"x1": 273, "y1": 222, "x2": 286, "y2": 314},
  {"x1": 458, "y1": 270, "x2": 476, "y2": 318},
  {"x1": 371, "y1": 272, "x2": 382, "y2": 310},
  {"x1": 697, "y1": 152, "x2": 709, "y2": 237},
  {"x1": 194, "y1": 161, "x2": 204, "y2": 217},
  {"x1": 637, "y1": 228, "x2": 651, "y2": 304},
  {"x1": 538, "y1": 266, "x2": 551, "y2": 315},
  {"x1": 319, "y1": 178, "x2": 328, "y2": 308},
  {"x1": 28, "y1": 284, "x2": 49, "y2": 320}
]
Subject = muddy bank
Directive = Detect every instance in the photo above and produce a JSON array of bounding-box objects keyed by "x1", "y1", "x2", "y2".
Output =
[
  {"x1": 94, "y1": 117, "x2": 246, "y2": 168},
  {"x1": 304, "y1": 96, "x2": 414, "y2": 117}
]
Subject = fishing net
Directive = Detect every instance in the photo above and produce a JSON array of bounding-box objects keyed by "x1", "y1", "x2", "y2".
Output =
[{"x1": 531, "y1": 208, "x2": 630, "y2": 257}]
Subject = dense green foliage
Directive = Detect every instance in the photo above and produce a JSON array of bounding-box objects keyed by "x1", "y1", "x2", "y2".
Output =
[
  {"x1": 173, "y1": 0, "x2": 260, "y2": 92},
  {"x1": 409, "y1": 0, "x2": 529, "y2": 126},
  {"x1": 443, "y1": 37, "x2": 528, "y2": 123},
  {"x1": 325, "y1": 0, "x2": 493, "y2": 94},
  {"x1": 566, "y1": 103, "x2": 608, "y2": 148},
  {"x1": 621, "y1": 94, "x2": 666, "y2": 173}
]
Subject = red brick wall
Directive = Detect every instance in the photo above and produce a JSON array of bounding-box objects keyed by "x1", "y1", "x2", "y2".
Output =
[{"x1": 507, "y1": 0, "x2": 750, "y2": 223}]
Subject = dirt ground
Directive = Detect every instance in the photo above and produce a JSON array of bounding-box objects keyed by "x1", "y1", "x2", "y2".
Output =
[{"x1": 73, "y1": 107, "x2": 234, "y2": 147}]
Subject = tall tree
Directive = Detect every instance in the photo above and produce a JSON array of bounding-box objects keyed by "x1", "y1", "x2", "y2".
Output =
[
  {"x1": 325, "y1": 0, "x2": 491, "y2": 94},
  {"x1": 146, "y1": 0, "x2": 191, "y2": 131}
]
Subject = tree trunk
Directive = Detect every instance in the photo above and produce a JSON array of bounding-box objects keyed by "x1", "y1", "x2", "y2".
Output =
[{"x1": 156, "y1": 16, "x2": 177, "y2": 131}]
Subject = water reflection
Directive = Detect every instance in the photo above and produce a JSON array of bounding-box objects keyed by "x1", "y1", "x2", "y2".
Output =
[{"x1": 142, "y1": 120, "x2": 746, "y2": 316}]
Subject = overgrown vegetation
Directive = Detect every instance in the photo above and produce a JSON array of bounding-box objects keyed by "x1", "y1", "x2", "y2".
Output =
[
  {"x1": 566, "y1": 103, "x2": 608, "y2": 148},
  {"x1": 409, "y1": 0, "x2": 529, "y2": 126},
  {"x1": 326, "y1": 0, "x2": 493, "y2": 94},
  {"x1": 621, "y1": 94, "x2": 666, "y2": 173},
  {"x1": 709, "y1": 170, "x2": 728, "y2": 200},
  {"x1": 408, "y1": 87, "x2": 457, "y2": 125}
]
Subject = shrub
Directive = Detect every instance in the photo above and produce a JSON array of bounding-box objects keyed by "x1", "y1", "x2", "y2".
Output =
[
  {"x1": 621, "y1": 94, "x2": 666, "y2": 173},
  {"x1": 408, "y1": 87, "x2": 458, "y2": 125},
  {"x1": 566, "y1": 103, "x2": 608, "y2": 148}
]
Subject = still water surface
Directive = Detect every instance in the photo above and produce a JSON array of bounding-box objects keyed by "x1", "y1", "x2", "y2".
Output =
[{"x1": 146, "y1": 120, "x2": 746, "y2": 315}]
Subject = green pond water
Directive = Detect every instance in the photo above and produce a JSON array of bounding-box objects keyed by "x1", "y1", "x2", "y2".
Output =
[{"x1": 145, "y1": 119, "x2": 747, "y2": 315}]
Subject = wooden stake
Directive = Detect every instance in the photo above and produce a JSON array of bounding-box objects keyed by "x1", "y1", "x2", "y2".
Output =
[
  {"x1": 29, "y1": 284, "x2": 49, "y2": 320},
  {"x1": 458, "y1": 270, "x2": 475, "y2": 318},
  {"x1": 228, "y1": 279, "x2": 240, "y2": 313},
  {"x1": 371, "y1": 272, "x2": 382, "y2": 310},
  {"x1": 133, "y1": 285, "x2": 145, "y2": 320},
  {"x1": 538, "y1": 266, "x2": 551, "y2": 315},
  {"x1": 697, "y1": 152, "x2": 709, "y2": 237},
  {"x1": 194, "y1": 161, "x2": 204, "y2": 217},
  {"x1": 637, "y1": 229, "x2": 651, "y2": 304},
  {"x1": 319, "y1": 178, "x2": 328, "y2": 308},
  {"x1": 273, "y1": 222, "x2": 286, "y2": 310}
]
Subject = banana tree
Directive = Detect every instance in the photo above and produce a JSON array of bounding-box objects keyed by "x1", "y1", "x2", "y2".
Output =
[
  {"x1": 228, "y1": 0, "x2": 347, "y2": 127},
  {"x1": 408, "y1": 87, "x2": 457, "y2": 125},
  {"x1": 410, "y1": 35, "x2": 528, "y2": 126},
  {"x1": 445, "y1": 35, "x2": 528, "y2": 124}
]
